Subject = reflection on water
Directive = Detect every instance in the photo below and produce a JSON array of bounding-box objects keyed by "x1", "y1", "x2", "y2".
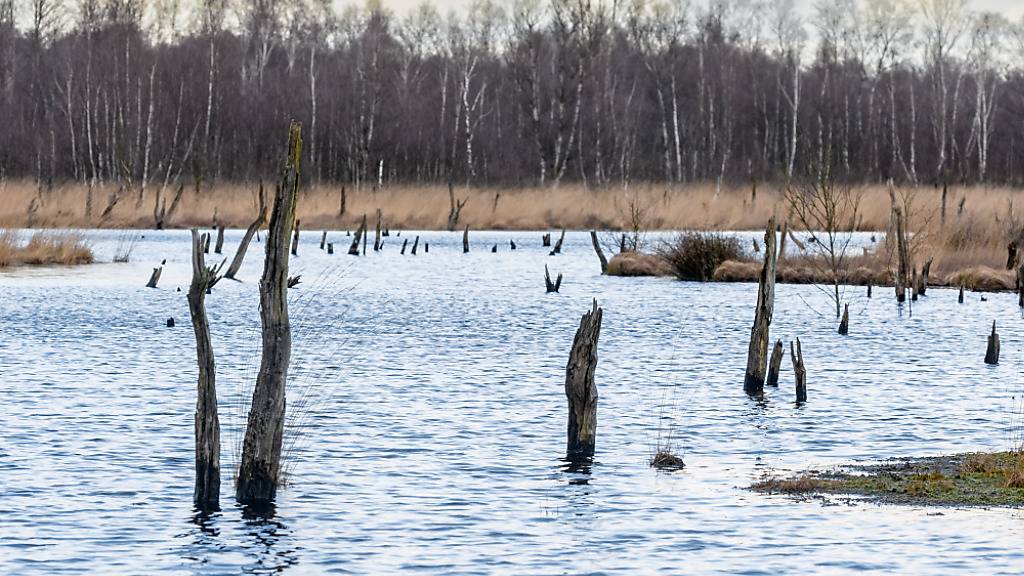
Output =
[{"x1": 1, "y1": 229, "x2": 1024, "y2": 573}]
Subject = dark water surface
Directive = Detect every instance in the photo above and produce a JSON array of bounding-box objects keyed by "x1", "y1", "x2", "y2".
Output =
[{"x1": 1, "y1": 229, "x2": 1023, "y2": 574}]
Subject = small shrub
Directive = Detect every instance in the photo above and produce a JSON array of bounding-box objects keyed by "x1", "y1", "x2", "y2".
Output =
[{"x1": 659, "y1": 232, "x2": 745, "y2": 281}]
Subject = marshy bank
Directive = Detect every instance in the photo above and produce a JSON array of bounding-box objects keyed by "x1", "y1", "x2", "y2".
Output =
[{"x1": 0, "y1": 230, "x2": 93, "y2": 268}]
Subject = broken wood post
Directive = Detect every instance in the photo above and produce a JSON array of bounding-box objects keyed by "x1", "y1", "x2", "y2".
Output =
[
  {"x1": 424, "y1": 243, "x2": 429, "y2": 253},
  {"x1": 411, "y1": 235, "x2": 419, "y2": 255},
  {"x1": 766, "y1": 339, "x2": 784, "y2": 387},
  {"x1": 911, "y1": 268, "x2": 919, "y2": 301},
  {"x1": 919, "y1": 257, "x2": 933, "y2": 296},
  {"x1": 551, "y1": 229, "x2": 566, "y2": 255},
  {"x1": 792, "y1": 338, "x2": 807, "y2": 403},
  {"x1": 838, "y1": 303, "x2": 849, "y2": 335},
  {"x1": 867, "y1": 284, "x2": 872, "y2": 298},
  {"x1": 225, "y1": 184, "x2": 268, "y2": 280},
  {"x1": 214, "y1": 226, "x2": 225, "y2": 254},
  {"x1": 361, "y1": 219, "x2": 368, "y2": 255},
  {"x1": 327, "y1": 242, "x2": 334, "y2": 255},
  {"x1": 959, "y1": 286, "x2": 964, "y2": 303},
  {"x1": 542, "y1": 233, "x2": 551, "y2": 247},
  {"x1": 319, "y1": 231, "x2": 327, "y2": 250},
  {"x1": 590, "y1": 230, "x2": 608, "y2": 274},
  {"x1": 291, "y1": 219, "x2": 300, "y2": 256},
  {"x1": 985, "y1": 321, "x2": 1000, "y2": 365},
  {"x1": 744, "y1": 218, "x2": 778, "y2": 396},
  {"x1": 565, "y1": 299, "x2": 602, "y2": 460},
  {"x1": 146, "y1": 261, "x2": 164, "y2": 288},
  {"x1": 167, "y1": 317, "x2": 175, "y2": 328},
  {"x1": 463, "y1": 225, "x2": 470, "y2": 253},
  {"x1": 545, "y1": 265, "x2": 563, "y2": 293},
  {"x1": 237, "y1": 121, "x2": 302, "y2": 505},
  {"x1": 510, "y1": 239, "x2": 517, "y2": 250},
  {"x1": 203, "y1": 233, "x2": 211, "y2": 254},
  {"x1": 348, "y1": 214, "x2": 366, "y2": 256},
  {"x1": 400, "y1": 238, "x2": 408, "y2": 255},
  {"x1": 778, "y1": 221, "x2": 788, "y2": 265},
  {"x1": 890, "y1": 186, "x2": 910, "y2": 303},
  {"x1": 188, "y1": 229, "x2": 222, "y2": 511},
  {"x1": 491, "y1": 244, "x2": 497, "y2": 253},
  {"x1": 373, "y1": 209, "x2": 382, "y2": 251}
]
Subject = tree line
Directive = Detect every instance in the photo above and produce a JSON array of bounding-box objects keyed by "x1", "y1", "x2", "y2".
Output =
[{"x1": 2, "y1": 0, "x2": 1023, "y2": 193}]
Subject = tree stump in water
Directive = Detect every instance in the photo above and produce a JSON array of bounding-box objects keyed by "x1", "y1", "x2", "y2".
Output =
[
  {"x1": 985, "y1": 322, "x2": 1000, "y2": 365},
  {"x1": 511, "y1": 239, "x2": 517, "y2": 250},
  {"x1": 348, "y1": 215, "x2": 366, "y2": 256},
  {"x1": 400, "y1": 238, "x2": 408, "y2": 255},
  {"x1": 542, "y1": 233, "x2": 551, "y2": 247},
  {"x1": 411, "y1": 236, "x2": 420, "y2": 255},
  {"x1": 545, "y1": 265, "x2": 563, "y2": 293},
  {"x1": 565, "y1": 300, "x2": 602, "y2": 460},
  {"x1": 890, "y1": 189, "x2": 910, "y2": 303},
  {"x1": 744, "y1": 218, "x2": 778, "y2": 396},
  {"x1": 766, "y1": 339, "x2": 784, "y2": 387},
  {"x1": 146, "y1": 263, "x2": 163, "y2": 288},
  {"x1": 214, "y1": 226, "x2": 225, "y2": 254},
  {"x1": 867, "y1": 284, "x2": 872, "y2": 298},
  {"x1": 327, "y1": 243, "x2": 334, "y2": 255},
  {"x1": 320, "y1": 231, "x2": 327, "y2": 250},
  {"x1": 291, "y1": 219, "x2": 301, "y2": 256},
  {"x1": 619, "y1": 233, "x2": 627, "y2": 253},
  {"x1": 225, "y1": 184, "x2": 268, "y2": 280},
  {"x1": 1017, "y1": 263, "x2": 1024, "y2": 307},
  {"x1": 590, "y1": 231, "x2": 608, "y2": 274},
  {"x1": 166, "y1": 317, "x2": 175, "y2": 328},
  {"x1": 491, "y1": 244, "x2": 497, "y2": 253},
  {"x1": 959, "y1": 286, "x2": 965, "y2": 304},
  {"x1": 791, "y1": 338, "x2": 807, "y2": 403},
  {"x1": 424, "y1": 243, "x2": 429, "y2": 253},
  {"x1": 550, "y1": 229, "x2": 566, "y2": 255},
  {"x1": 374, "y1": 209, "x2": 382, "y2": 252},
  {"x1": 463, "y1": 225, "x2": 470, "y2": 253},
  {"x1": 838, "y1": 304, "x2": 849, "y2": 335},
  {"x1": 188, "y1": 229, "x2": 222, "y2": 510},
  {"x1": 919, "y1": 257, "x2": 933, "y2": 296},
  {"x1": 237, "y1": 121, "x2": 301, "y2": 505}
]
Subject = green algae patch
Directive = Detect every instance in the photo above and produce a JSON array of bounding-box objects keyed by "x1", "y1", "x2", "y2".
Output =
[{"x1": 751, "y1": 452, "x2": 1024, "y2": 507}]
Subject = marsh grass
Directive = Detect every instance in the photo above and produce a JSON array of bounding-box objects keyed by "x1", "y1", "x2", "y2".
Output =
[{"x1": 0, "y1": 230, "x2": 93, "y2": 268}]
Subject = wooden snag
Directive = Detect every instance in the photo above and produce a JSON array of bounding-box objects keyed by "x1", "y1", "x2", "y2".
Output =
[
  {"x1": 1017, "y1": 262, "x2": 1024, "y2": 307},
  {"x1": 166, "y1": 317, "x2": 175, "y2": 328},
  {"x1": 619, "y1": 233, "x2": 626, "y2": 253},
  {"x1": 291, "y1": 219, "x2": 301, "y2": 257},
  {"x1": 400, "y1": 238, "x2": 408, "y2": 255},
  {"x1": 491, "y1": 244, "x2": 497, "y2": 253},
  {"x1": 590, "y1": 230, "x2": 608, "y2": 274},
  {"x1": 214, "y1": 226, "x2": 226, "y2": 254},
  {"x1": 542, "y1": 233, "x2": 551, "y2": 247},
  {"x1": 545, "y1": 265, "x2": 563, "y2": 293},
  {"x1": 463, "y1": 225, "x2": 470, "y2": 253},
  {"x1": 236, "y1": 121, "x2": 301, "y2": 504},
  {"x1": 146, "y1": 262, "x2": 163, "y2": 288},
  {"x1": 287, "y1": 275, "x2": 301, "y2": 289},
  {"x1": 867, "y1": 284, "x2": 872, "y2": 298},
  {"x1": 348, "y1": 214, "x2": 366, "y2": 256},
  {"x1": 565, "y1": 299, "x2": 602, "y2": 460},
  {"x1": 959, "y1": 285, "x2": 965, "y2": 304},
  {"x1": 838, "y1": 303, "x2": 849, "y2": 335},
  {"x1": 766, "y1": 339, "x2": 784, "y2": 387},
  {"x1": 203, "y1": 233, "x2": 211, "y2": 254},
  {"x1": 911, "y1": 267, "x2": 919, "y2": 301},
  {"x1": 374, "y1": 209, "x2": 382, "y2": 251},
  {"x1": 225, "y1": 183, "x2": 268, "y2": 280},
  {"x1": 791, "y1": 338, "x2": 807, "y2": 403},
  {"x1": 511, "y1": 239, "x2": 517, "y2": 250},
  {"x1": 327, "y1": 242, "x2": 334, "y2": 255},
  {"x1": 890, "y1": 187, "x2": 910, "y2": 303},
  {"x1": 412, "y1": 235, "x2": 420, "y2": 255},
  {"x1": 1008, "y1": 242, "x2": 1018, "y2": 270},
  {"x1": 551, "y1": 229, "x2": 566, "y2": 255},
  {"x1": 919, "y1": 257, "x2": 933, "y2": 296},
  {"x1": 985, "y1": 321, "x2": 1000, "y2": 365},
  {"x1": 744, "y1": 218, "x2": 778, "y2": 396},
  {"x1": 188, "y1": 229, "x2": 222, "y2": 511},
  {"x1": 424, "y1": 243, "x2": 429, "y2": 253},
  {"x1": 320, "y1": 231, "x2": 327, "y2": 250}
]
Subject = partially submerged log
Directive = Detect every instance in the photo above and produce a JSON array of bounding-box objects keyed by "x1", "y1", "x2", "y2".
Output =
[
  {"x1": 225, "y1": 184, "x2": 268, "y2": 280},
  {"x1": 744, "y1": 218, "x2": 778, "y2": 396},
  {"x1": 985, "y1": 322, "x2": 1000, "y2": 365},
  {"x1": 838, "y1": 303, "x2": 849, "y2": 335},
  {"x1": 791, "y1": 338, "x2": 807, "y2": 403},
  {"x1": 590, "y1": 230, "x2": 608, "y2": 274},
  {"x1": 565, "y1": 300, "x2": 602, "y2": 460},
  {"x1": 237, "y1": 121, "x2": 301, "y2": 504},
  {"x1": 214, "y1": 226, "x2": 225, "y2": 254},
  {"x1": 348, "y1": 214, "x2": 366, "y2": 256},
  {"x1": 188, "y1": 229, "x2": 222, "y2": 510},
  {"x1": 545, "y1": 265, "x2": 563, "y2": 293},
  {"x1": 766, "y1": 339, "x2": 784, "y2": 387}
]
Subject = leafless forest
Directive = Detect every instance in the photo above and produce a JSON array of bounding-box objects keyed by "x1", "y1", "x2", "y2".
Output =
[{"x1": 1, "y1": 0, "x2": 1022, "y2": 193}]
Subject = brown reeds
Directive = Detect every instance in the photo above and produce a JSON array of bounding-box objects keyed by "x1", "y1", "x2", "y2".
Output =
[{"x1": 0, "y1": 230, "x2": 93, "y2": 268}]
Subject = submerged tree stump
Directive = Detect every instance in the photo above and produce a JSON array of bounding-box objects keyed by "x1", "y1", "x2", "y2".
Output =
[
  {"x1": 542, "y1": 233, "x2": 551, "y2": 247},
  {"x1": 792, "y1": 338, "x2": 807, "y2": 402},
  {"x1": 1017, "y1": 263, "x2": 1024, "y2": 307},
  {"x1": 985, "y1": 321, "x2": 1000, "y2": 365},
  {"x1": 463, "y1": 225, "x2": 470, "y2": 253},
  {"x1": 411, "y1": 235, "x2": 420, "y2": 255},
  {"x1": 374, "y1": 209, "x2": 382, "y2": 252},
  {"x1": 565, "y1": 300, "x2": 602, "y2": 460},
  {"x1": 545, "y1": 265, "x2": 563, "y2": 293},
  {"x1": 766, "y1": 339, "x2": 784, "y2": 387},
  {"x1": 348, "y1": 215, "x2": 366, "y2": 256},
  {"x1": 911, "y1": 267, "x2": 919, "y2": 301},
  {"x1": 327, "y1": 242, "x2": 334, "y2": 255},
  {"x1": 491, "y1": 244, "x2": 497, "y2": 253},
  {"x1": 919, "y1": 257, "x2": 933, "y2": 296},
  {"x1": 959, "y1": 285, "x2": 965, "y2": 304},
  {"x1": 237, "y1": 121, "x2": 301, "y2": 504},
  {"x1": 188, "y1": 229, "x2": 222, "y2": 510},
  {"x1": 291, "y1": 219, "x2": 301, "y2": 256},
  {"x1": 838, "y1": 304, "x2": 849, "y2": 335},
  {"x1": 511, "y1": 239, "x2": 517, "y2": 250},
  {"x1": 146, "y1": 262, "x2": 163, "y2": 288},
  {"x1": 744, "y1": 218, "x2": 778, "y2": 396},
  {"x1": 551, "y1": 229, "x2": 566, "y2": 255},
  {"x1": 320, "y1": 231, "x2": 327, "y2": 250},
  {"x1": 867, "y1": 284, "x2": 872, "y2": 298},
  {"x1": 400, "y1": 238, "x2": 408, "y2": 255},
  {"x1": 214, "y1": 226, "x2": 225, "y2": 254},
  {"x1": 225, "y1": 184, "x2": 268, "y2": 280},
  {"x1": 590, "y1": 230, "x2": 608, "y2": 274},
  {"x1": 891, "y1": 189, "x2": 910, "y2": 303}
]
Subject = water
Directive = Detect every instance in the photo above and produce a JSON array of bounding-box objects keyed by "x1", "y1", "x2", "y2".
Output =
[{"x1": 1, "y1": 229, "x2": 1022, "y2": 574}]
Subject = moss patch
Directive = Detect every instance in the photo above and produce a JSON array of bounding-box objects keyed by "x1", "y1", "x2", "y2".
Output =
[{"x1": 751, "y1": 452, "x2": 1024, "y2": 507}]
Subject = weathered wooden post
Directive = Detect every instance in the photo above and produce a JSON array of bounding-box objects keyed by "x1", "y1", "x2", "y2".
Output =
[
  {"x1": 565, "y1": 300, "x2": 602, "y2": 460},
  {"x1": 744, "y1": 218, "x2": 778, "y2": 396},
  {"x1": 373, "y1": 209, "x2": 382, "y2": 251},
  {"x1": 237, "y1": 121, "x2": 302, "y2": 504},
  {"x1": 424, "y1": 243, "x2": 429, "y2": 253},
  {"x1": 545, "y1": 265, "x2": 563, "y2": 293},
  {"x1": 890, "y1": 188, "x2": 910, "y2": 303},
  {"x1": 291, "y1": 219, "x2": 301, "y2": 256},
  {"x1": 348, "y1": 215, "x2": 366, "y2": 256},
  {"x1": 551, "y1": 229, "x2": 566, "y2": 255},
  {"x1": 542, "y1": 233, "x2": 551, "y2": 247},
  {"x1": 911, "y1": 268, "x2": 919, "y2": 301},
  {"x1": 491, "y1": 244, "x2": 497, "y2": 253},
  {"x1": 463, "y1": 225, "x2": 470, "y2": 253},
  {"x1": 985, "y1": 321, "x2": 1000, "y2": 365},
  {"x1": 146, "y1": 260, "x2": 164, "y2": 288},
  {"x1": 778, "y1": 221, "x2": 788, "y2": 265},
  {"x1": 959, "y1": 286, "x2": 964, "y2": 303},
  {"x1": 867, "y1": 284, "x2": 872, "y2": 298},
  {"x1": 400, "y1": 238, "x2": 408, "y2": 255},
  {"x1": 919, "y1": 257, "x2": 933, "y2": 296},
  {"x1": 411, "y1": 235, "x2": 420, "y2": 255},
  {"x1": 327, "y1": 242, "x2": 334, "y2": 255},
  {"x1": 319, "y1": 231, "x2": 327, "y2": 250},
  {"x1": 838, "y1": 304, "x2": 849, "y2": 335},
  {"x1": 766, "y1": 339, "x2": 784, "y2": 387},
  {"x1": 792, "y1": 338, "x2": 806, "y2": 403},
  {"x1": 590, "y1": 231, "x2": 608, "y2": 274},
  {"x1": 214, "y1": 226, "x2": 226, "y2": 254},
  {"x1": 225, "y1": 184, "x2": 268, "y2": 280},
  {"x1": 188, "y1": 229, "x2": 222, "y2": 510},
  {"x1": 619, "y1": 233, "x2": 626, "y2": 253},
  {"x1": 203, "y1": 233, "x2": 211, "y2": 254},
  {"x1": 510, "y1": 239, "x2": 517, "y2": 250}
]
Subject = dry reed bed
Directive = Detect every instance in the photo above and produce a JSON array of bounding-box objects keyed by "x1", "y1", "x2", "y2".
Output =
[{"x1": 0, "y1": 230, "x2": 93, "y2": 268}]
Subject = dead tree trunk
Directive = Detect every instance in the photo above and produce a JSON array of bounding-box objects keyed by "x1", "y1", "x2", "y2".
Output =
[
  {"x1": 237, "y1": 121, "x2": 302, "y2": 505},
  {"x1": 290, "y1": 219, "x2": 301, "y2": 257},
  {"x1": 838, "y1": 304, "x2": 849, "y2": 335},
  {"x1": 545, "y1": 265, "x2": 563, "y2": 293},
  {"x1": 792, "y1": 338, "x2": 807, "y2": 403},
  {"x1": 214, "y1": 226, "x2": 225, "y2": 254},
  {"x1": 320, "y1": 231, "x2": 327, "y2": 250},
  {"x1": 1018, "y1": 263, "x2": 1024, "y2": 307},
  {"x1": 411, "y1": 235, "x2": 420, "y2": 255},
  {"x1": 891, "y1": 191, "x2": 910, "y2": 303},
  {"x1": 744, "y1": 218, "x2": 778, "y2": 396},
  {"x1": 542, "y1": 233, "x2": 551, "y2": 247},
  {"x1": 919, "y1": 257, "x2": 933, "y2": 296},
  {"x1": 959, "y1": 286, "x2": 965, "y2": 303},
  {"x1": 985, "y1": 321, "x2": 1000, "y2": 365},
  {"x1": 146, "y1": 262, "x2": 163, "y2": 288},
  {"x1": 327, "y1": 243, "x2": 334, "y2": 255},
  {"x1": 348, "y1": 215, "x2": 366, "y2": 256},
  {"x1": 447, "y1": 182, "x2": 466, "y2": 231},
  {"x1": 188, "y1": 229, "x2": 222, "y2": 510},
  {"x1": 400, "y1": 238, "x2": 408, "y2": 255},
  {"x1": 203, "y1": 234, "x2": 211, "y2": 254},
  {"x1": 766, "y1": 339, "x2": 784, "y2": 387},
  {"x1": 374, "y1": 209, "x2": 382, "y2": 251},
  {"x1": 225, "y1": 185, "x2": 268, "y2": 280},
  {"x1": 590, "y1": 231, "x2": 608, "y2": 274},
  {"x1": 463, "y1": 225, "x2": 470, "y2": 253},
  {"x1": 551, "y1": 229, "x2": 566, "y2": 255},
  {"x1": 1007, "y1": 242, "x2": 1018, "y2": 270},
  {"x1": 911, "y1": 268, "x2": 919, "y2": 301},
  {"x1": 565, "y1": 299, "x2": 602, "y2": 460},
  {"x1": 511, "y1": 240, "x2": 517, "y2": 250}
]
